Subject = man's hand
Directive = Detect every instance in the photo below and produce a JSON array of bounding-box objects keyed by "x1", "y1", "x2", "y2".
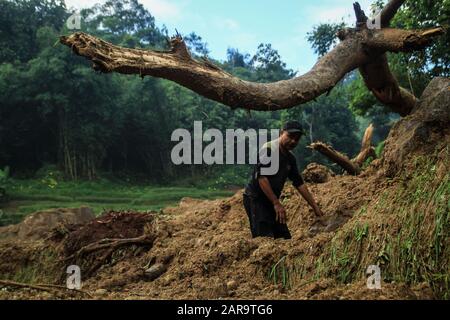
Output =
[
  {"x1": 297, "y1": 184, "x2": 324, "y2": 219},
  {"x1": 258, "y1": 177, "x2": 288, "y2": 224},
  {"x1": 274, "y1": 201, "x2": 287, "y2": 224}
]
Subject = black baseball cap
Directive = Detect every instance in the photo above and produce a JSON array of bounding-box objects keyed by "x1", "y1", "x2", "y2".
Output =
[{"x1": 282, "y1": 120, "x2": 304, "y2": 134}]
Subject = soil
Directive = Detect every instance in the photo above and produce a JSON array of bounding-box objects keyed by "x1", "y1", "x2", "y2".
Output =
[
  {"x1": 0, "y1": 172, "x2": 431, "y2": 300},
  {"x1": 302, "y1": 163, "x2": 335, "y2": 183},
  {"x1": 0, "y1": 77, "x2": 448, "y2": 300}
]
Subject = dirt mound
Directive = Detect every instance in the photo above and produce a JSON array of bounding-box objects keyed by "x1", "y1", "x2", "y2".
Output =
[
  {"x1": 0, "y1": 207, "x2": 95, "y2": 240},
  {"x1": 382, "y1": 77, "x2": 449, "y2": 177},
  {"x1": 0, "y1": 78, "x2": 448, "y2": 300},
  {"x1": 302, "y1": 163, "x2": 335, "y2": 183},
  {"x1": 60, "y1": 211, "x2": 154, "y2": 255},
  {"x1": 52, "y1": 211, "x2": 156, "y2": 278}
]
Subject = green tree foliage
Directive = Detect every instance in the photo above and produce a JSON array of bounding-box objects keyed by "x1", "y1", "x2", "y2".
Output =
[
  {"x1": 184, "y1": 32, "x2": 210, "y2": 57},
  {"x1": 0, "y1": 0, "x2": 67, "y2": 62},
  {"x1": 250, "y1": 43, "x2": 296, "y2": 82},
  {"x1": 306, "y1": 22, "x2": 346, "y2": 57}
]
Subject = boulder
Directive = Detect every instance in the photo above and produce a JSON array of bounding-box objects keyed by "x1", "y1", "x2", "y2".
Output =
[
  {"x1": 302, "y1": 163, "x2": 335, "y2": 183},
  {"x1": 382, "y1": 77, "x2": 450, "y2": 177}
]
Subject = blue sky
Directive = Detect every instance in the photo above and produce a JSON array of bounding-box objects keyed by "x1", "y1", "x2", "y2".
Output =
[{"x1": 66, "y1": 0, "x2": 375, "y2": 74}]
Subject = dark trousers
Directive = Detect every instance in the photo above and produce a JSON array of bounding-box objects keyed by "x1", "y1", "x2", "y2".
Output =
[{"x1": 243, "y1": 194, "x2": 292, "y2": 240}]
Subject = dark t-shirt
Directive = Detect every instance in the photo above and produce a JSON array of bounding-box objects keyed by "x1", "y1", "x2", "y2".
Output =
[{"x1": 244, "y1": 140, "x2": 304, "y2": 201}]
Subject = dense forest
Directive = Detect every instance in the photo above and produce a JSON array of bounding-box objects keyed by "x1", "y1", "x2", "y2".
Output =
[{"x1": 0, "y1": 0, "x2": 448, "y2": 186}]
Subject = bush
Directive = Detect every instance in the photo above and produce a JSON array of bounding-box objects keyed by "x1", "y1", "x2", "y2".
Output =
[
  {"x1": 0, "y1": 166, "x2": 10, "y2": 202},
  {"x1": 375, "y1": 141, "x2": 385, "y2": 158}
]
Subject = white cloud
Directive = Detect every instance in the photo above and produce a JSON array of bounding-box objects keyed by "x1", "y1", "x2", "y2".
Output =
[
  {"x1": 278, "y1": 0, "x2": 376, "y2": 73},
  {"x1": 140, "y1": 0, "x2": 182, "y2": 22}
]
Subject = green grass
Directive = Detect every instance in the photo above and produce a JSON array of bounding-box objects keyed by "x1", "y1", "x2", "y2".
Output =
[
  {"x1": 268, "y1": 255, "x2": 292, "y2": 289},
  {"x1": 314, "y1": 150, "x2": 450, "y2": 298},
  {"x1": 0, "y1": 178, "x2": 234, "y2": 226}
]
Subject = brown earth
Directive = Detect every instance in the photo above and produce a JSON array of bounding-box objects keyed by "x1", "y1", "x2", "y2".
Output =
[
  {"x1": 0, "y1": 207, "x2": 95, "y2": 241},
  {"x1": 302, "y1": 163, "x2": 335, "y2": 183},
  {"x1": 0, "y1": 77, "x2": 448, "y2": 300}
]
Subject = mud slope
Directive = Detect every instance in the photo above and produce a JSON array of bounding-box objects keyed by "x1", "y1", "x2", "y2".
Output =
[{"x1": 0, "y1": 78, "x2": 448, "y2": 300}]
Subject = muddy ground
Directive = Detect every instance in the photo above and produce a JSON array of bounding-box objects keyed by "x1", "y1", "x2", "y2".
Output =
[
  {"x1": 0, "y1": 178, "x2": 437, "y2": 300},
  {"x1": 0, "y1": 77, "x2": 448, "y2": 300}
]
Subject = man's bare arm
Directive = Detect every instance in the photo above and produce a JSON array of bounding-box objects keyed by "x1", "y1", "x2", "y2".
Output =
[
  {"x1": 296, "y1": 184, "x2": 324, "y2": 217},
  {"x1": 258, "y1": 177, "x2": 287, "y2": 224}
]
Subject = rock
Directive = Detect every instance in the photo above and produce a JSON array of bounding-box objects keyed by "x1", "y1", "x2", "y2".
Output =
[
  {"x1": 94, "y1": 289, "x2": 108, "y2": 296},
  {"x1": 145, "y1": 263, "x2": 167, "y2": 281},
  {"x1": 226, "y1": 280, "x2": 238, "y2": 291},
  {"x1": 302, "y1": 163, "x2": 334, "y2": 183},
  {"x1": 0, "y1": 206, "x2": 95, "y2": 240},
  {"x1": 382, "y1": 77, "x2": 450, "y2": 177}
]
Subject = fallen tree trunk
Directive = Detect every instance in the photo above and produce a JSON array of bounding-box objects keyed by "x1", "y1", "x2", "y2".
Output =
[
  {"x1": 310, "y1": 124, "x2": 376, "y2": 175},
  {"x1": 59, "y1": 0, "x2": 444, "y2": 116},
  {"x1": 353, "y1": 124, "x2": 377, "y2": 167},
  {"x1": 310, "y1": 142, "x2": 361, "y2": 175}
]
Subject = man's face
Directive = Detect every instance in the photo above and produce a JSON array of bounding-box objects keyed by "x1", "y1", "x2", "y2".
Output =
[{"x1": 280, "y1": 130, "x2": 302, "y2": 151}]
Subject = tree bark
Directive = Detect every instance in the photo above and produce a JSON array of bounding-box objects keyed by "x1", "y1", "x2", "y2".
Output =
[
  {"x1": 352, "y1": 124, "x2": 377, "y2": 167},
  {"x1": 310, "y1": 124, "x2": 376, "y2": 175},
  {"x1": 349, "y1": 3, "x2": 442, "y2": 116},
  {"x1": 310, "y1": 142, "x2": 361, "y2": 175},
  {"x1": 59, "y1": 0, "x2": 444, "y2": 116}
]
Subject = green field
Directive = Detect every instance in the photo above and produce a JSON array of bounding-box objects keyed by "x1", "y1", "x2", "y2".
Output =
[{"x1": 0, "y1": 179, "x2": 235, "y2": 226}]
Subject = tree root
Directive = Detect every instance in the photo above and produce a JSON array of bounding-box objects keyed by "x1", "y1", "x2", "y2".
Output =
[
  {"x1": 64, "y1": 235, "x2": 154, "y2": 261},
  {"x1": 0, "y1": 279, "x2": 93, "y2": 298},
  {"x1": 310, "y1": 124, "x2": 376, "y2": 175},
  {"x1": 62, "y1": 234, "x2": 155, "y2": 276}
]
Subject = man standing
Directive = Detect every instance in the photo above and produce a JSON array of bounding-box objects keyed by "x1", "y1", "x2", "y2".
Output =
[{"x1": 243, "y1": 121, "x2": 323, "y2": 239}]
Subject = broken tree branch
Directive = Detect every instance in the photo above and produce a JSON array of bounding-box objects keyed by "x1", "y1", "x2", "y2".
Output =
[
  {"x1": 354, "y1": 0, "x2": 444, "y2": 116},
  {"x1": 59, "y1": 0, "x2": 444, "y2": 116},
  {"x1": 0, "y1": 279, "x2": 93, "y2": 298},
  {"x1": 352, "y1": 124, "x2": 377, "y2": 167},
  {"x1": 309, "y1": 142, "x2": 361, "y2": 175},
  {"x1": 310, "y1": 124, "x2": 376, "y2": 175},
  {"x1": 352, "y1": 2, "x2": 444, "y2": 116}
]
